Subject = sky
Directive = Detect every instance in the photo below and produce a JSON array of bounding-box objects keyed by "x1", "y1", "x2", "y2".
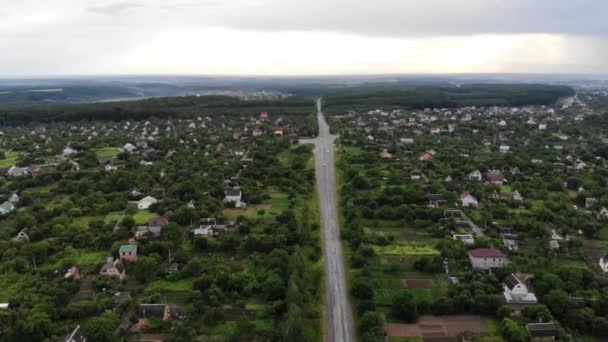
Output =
[{"x1": 1, "y1": 0, "x2": 607, "y2": 77}]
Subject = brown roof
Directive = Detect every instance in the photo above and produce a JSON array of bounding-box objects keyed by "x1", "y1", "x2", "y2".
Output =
[{"x1": 469, "y1": 248, "x2": 505, "y2": 258}]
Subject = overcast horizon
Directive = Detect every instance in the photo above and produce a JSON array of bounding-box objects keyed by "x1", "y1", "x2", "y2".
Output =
[{"x1": 2, "y1": 0, "x2": 608, "y2": 77}]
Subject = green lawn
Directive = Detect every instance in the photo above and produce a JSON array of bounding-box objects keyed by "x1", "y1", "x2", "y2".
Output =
[
  {"x1": 147, "y1": 278, "x2": 193, "y2": 291},
  {"x1": 105, "y1": 210, "x2": 157, "y2": 225},
  {"x1": 93, "y1": 147, "x2": 121, "y2": 158},
  {"x1": 0, "y1": 151, "x2": 19, "y2": 168},
  {"x1": 372, "y1": 244, "x2": 440, "y2": 256}
]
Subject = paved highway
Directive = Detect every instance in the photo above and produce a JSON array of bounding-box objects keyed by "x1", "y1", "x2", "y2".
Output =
[{"x1": 312, "y1": 98, "x2": 356, "y2": 342}]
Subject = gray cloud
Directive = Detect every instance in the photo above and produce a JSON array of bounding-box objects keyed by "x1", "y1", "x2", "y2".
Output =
[{"x1": 221, "y1": 0, "x2": 608, "y2": 37}]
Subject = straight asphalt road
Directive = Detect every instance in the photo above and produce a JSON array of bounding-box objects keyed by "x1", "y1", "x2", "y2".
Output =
[{"x1": 312, "y1": 98, "x2": 356, "y2": 342}]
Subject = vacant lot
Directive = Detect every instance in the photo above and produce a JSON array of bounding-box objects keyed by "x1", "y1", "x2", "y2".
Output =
[{"x1": 385, "y1": 315, "x2": 487, "y2": 339}]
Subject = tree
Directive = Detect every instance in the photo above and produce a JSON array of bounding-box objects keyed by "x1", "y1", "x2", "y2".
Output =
[
  {"x1": 360, "y1": 311, "x2": 385, "y2": 342},
  {"x1": 351, "y1": 277, "x2": 374, "y2": 300},
  {"x1": 391, "y1": 290, "x2": 418, "y2": 322},
  {"x1": 133, "y1": 255, "x2": 161, "y2": 283},
  {"x1": 85, "y1": 311, "x2": 120, "y2": 342},
  {"x1": 500, "y1": 318, "x2": 528, "y2": 342}
]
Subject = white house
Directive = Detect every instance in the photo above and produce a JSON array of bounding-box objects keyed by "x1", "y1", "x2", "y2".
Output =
[
  {"x1": 453, "y1": 234, "x2": 475, "y2": 245},
  {"x1": 499, "y1": 145, "x2": 510, "y2": 153},
  {"x1": 6, "y1": 166, "x2": 29, "y2": 177},
  {"x1": 61, "y1": 146, "x2": 78, "y2": 157},
  {"x1": 123, "y1": 143, "x2": 137, "y2": 153},
  {"x1": 512, "y1": 191, "x2": 524, "y2": 201},
  {"x1": 225, "y1": 189, "x2": 246, "y2": 208},
  {"x1": 460, "y1": 192, "x2": 479, "y2": 208},
  {"x1": 469, "y1": 248, "x2": 507, "y2": 269},
  {"x1": 137, "y1": 196, "x2": 158, "y2": 210},
  {"x1": 503, "y1": 273, "x2": 538, "y2": 304},
  {"x1": 468, "y1": 170, "x2": 483, "y2": 181},
  {"x1": 539, "y1": 123, "x2": 548, "y2": 130},
  {"x1": 0, "y1": 201, "x2": 15, "y2": 215},
  {"x1": 599, "y1": 255, "x2": 608, "y2": 273}
]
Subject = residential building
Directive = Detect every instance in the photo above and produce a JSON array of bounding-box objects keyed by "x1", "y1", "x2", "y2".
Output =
[
  {"x1": 469, "y1": 248, "x2": 507, "y2": 269},
  {"x1": 460, "y1": 192, "x2": 479, "y2": 208},
  {"x1": 503, "y1": 273, "x2": 538, "y2": 304},
  {"x1": 137, "y1": 196, "x2": 158, "y2": 210},
  {"x1": 119, "y1": 244, "x2": 138, "y2": 262},
  {"x1": 99, "y1": 257, "x2": 126, "y2": 280}
]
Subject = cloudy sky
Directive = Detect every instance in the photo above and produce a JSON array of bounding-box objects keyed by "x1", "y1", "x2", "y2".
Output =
[{"x1": 1, "y1": 0, "x2": 607, "y2": 77}]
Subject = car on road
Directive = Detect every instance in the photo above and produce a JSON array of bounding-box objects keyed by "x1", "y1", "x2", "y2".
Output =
[{"x1": 323, "y1": 163, "x2": 327, "y2": 167}]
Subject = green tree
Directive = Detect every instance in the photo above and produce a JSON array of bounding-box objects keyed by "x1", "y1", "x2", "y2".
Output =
[
  {"x1": 133, "y1": 255, "x2": 161, "y2": 283},
  {"x1": 85, "y1": 311, "x2": 120, "y2": 342},
  {"x1": 391, "y1": 290, "x2": 418, "y2": 322},
  {"x1": 500, "y1": 318, "x2": 529, "y2": 342}
]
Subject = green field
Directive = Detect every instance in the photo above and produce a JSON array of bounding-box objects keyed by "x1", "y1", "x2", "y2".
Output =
[
  {"x1": 93, "y1": 147, "x2": 121, "y2": 158},
  {"x1": 105, "y1": 210, "x2": 157, "y2": 225},
  {"x1": 372, "y1": 244, "x2": 440, "y2": 256},
  {"x1": 0, "y1": 151, "x2": 19, "y2": 168}
]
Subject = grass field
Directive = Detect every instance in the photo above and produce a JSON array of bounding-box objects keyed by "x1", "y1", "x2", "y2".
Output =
[
  {"x1": 105, "y1": 210, "x2": 157, "y2": 225},
  {"x1": 0, "y1": 151, "x2": 19, "y2": 168},
  {"x1": 372, "y1": 244, "x2": 440, "y2": 256},
  {"x1": 93, "y1": 147, "x2": 121, "y2": 158},
  {"x1": 147, "y1": 278, "x2": 193, "y2": 291}
]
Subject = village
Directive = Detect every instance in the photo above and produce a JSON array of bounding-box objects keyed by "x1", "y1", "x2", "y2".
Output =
[
  {"x1": 326, "y1": 88, "x2": 608, "y2": 341},
  {"x1": 0, "y1": 104, "x2": 322, "y2": 341}
]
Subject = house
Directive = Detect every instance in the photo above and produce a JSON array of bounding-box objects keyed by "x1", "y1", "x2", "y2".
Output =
[
  {"x1": 99, "y1": 257, "x2": 126, "y2": 280},
  {"x1": 122, "y1": 143, "x2": 137, "y2": 153},
  {"x1": 380, "y1": 149, "x2": 393, "y2": 159},
  {"x1": 9, "y1": 192, "x2": 19, "y2": 204},
  {"x1": 60, "y1": 325, "x2": 87, "y2": 342},
  {"x1": 225, "y1": 189, "x2": 246, "y2": 208},
  {"x1": 550, "y1": 229, "x2": 565, "y2": 241},
  {"x1": 119, "y1": 244, "x2": 138, "y2": 262},
  {"x1": 260, "y1": 112, "x2": 269, "y2": 121},
  {"x1": 469, "y1": 248, "x2": 507, "y2": 269},
  {"x1": 137, "y1": 196, "x2": 158, "y2": 210},
  {"x1": 526, "y1": 322, "x2": 558, "y2": 341},
  {"x1": 468, "y1": 170, "x2": 483, "y2": 181},
  {"x1": 503, "y1": 273, "x2": 538, "y2": 304},
  {"x1": 511, "y1": 191, "x2": 524, "y2": 201},
  {"x1": 503, "y1": 238, "x2": 519, "y2": 251},
  {"x1": 12, "y1": 228, "x2": 29, "y2": 242},
  {"x1": 64, "y1": 266, "x2": 81, "y2": 280},
  {"x1": 499, "y1": 145, "x2": 510, "y2": 153},
  {"x1": 61, "y1": 146, "x2": 78, "y2": 157},
  {"x1": 453, "y1": 234, "x2": 475, "y2": 245},
  {"x1": 138, "y1": 304, "x2": 169, "y2": 320},
  {"x1": 599, "y1": 255, "x2": 608, "y2": 273},
  {"x1": 6, "y1": 165, "x2": 29, "y2": 177},
  {"x1": 113, "y1": 291, "x2": 131, "y2": 311},
  {"x1": 136, "y1": 217, "x2": 168, "y2": 239},
  {"x1": 418, "y1": 152, "x2": 433, "y2": 161},
  {"x1": 599, "y1": 207, "x2": 608, "y2": 219},
  {"x1": 484, "y1": 170, "x2": 506, "y2": 185},
  {"x1": 0, "y1": 201, "x2": 15, "y2": 215},
  {"x1": 460, "y1": 192, "x2": 478, "y2": 208},
  {"x1": 538, "y1": 123, "x2": 548, "y2": 130},
  {"x1": 585, "y1": 197, "x2": 598, "y2": 209},
  {"x1": 425, "y1": 194, "x2": 446, "y2": 208}
]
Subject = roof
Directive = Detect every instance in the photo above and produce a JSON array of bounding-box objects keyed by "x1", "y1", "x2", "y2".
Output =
[
  {"x1": 469, "y1": 248, "x2": 506, "y2": 258},
  {"x1": 225, "y1": 189, "x2": 241, "y2": 197},
  {"x1": 526, "y1": 323, "x2": 558, "y2": 337},
  {"x1": 119, "y1": 244, "x2": 138, "y2": 254},
  {"x1": 138, "y1": 304, "x2": 167, "y2": 318},
  {"x1": 148, "y1": 217, "x2": 169, "y2": 227},
  {"x1": 504, "y1": 273, "x2": 521, "y2": 290}
]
